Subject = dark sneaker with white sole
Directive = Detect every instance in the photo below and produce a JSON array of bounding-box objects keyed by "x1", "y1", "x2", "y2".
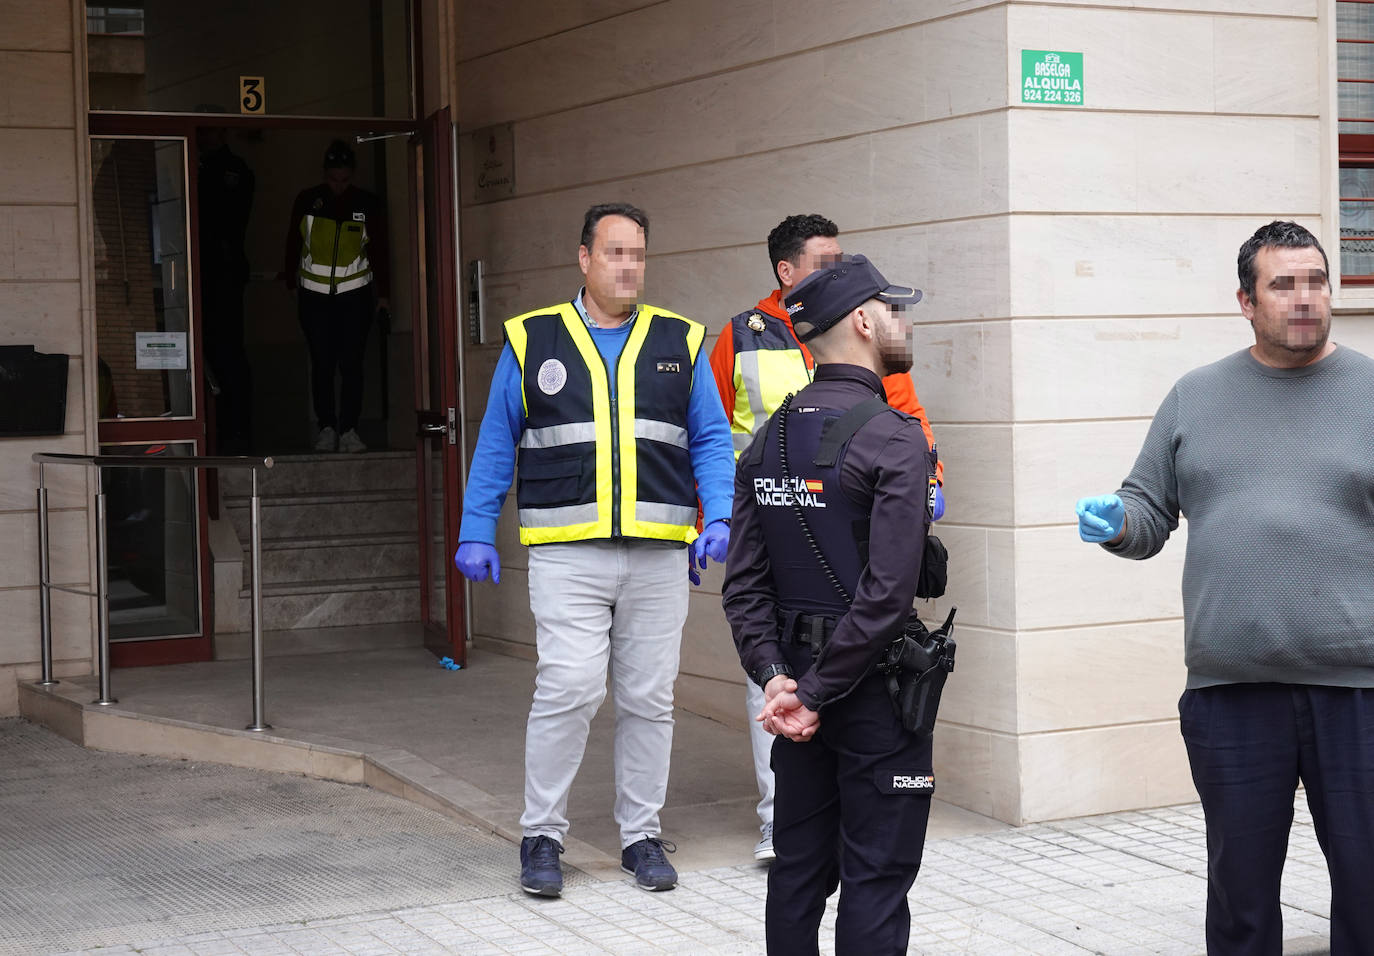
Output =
[
  {"x1": 621, "y1": 837, "x2": 678, "y2": 891},
  {"x1": 520, "y1": 835, "x2": 564, "y2": 897}
]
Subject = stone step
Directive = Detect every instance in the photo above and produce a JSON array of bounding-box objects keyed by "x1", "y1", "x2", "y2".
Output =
[
  {"x1": 255, "y1": 531, "x2": 419, "y2": 584},
  {"x1": 218, "y1": 451, "x2": 415, "y2": 498},
  {"x1": 239, "y1": 575, "x2": 420, "y2": 630},
  {"x1": 224, "y1": 489, "x2": 416, "y2": 541}
]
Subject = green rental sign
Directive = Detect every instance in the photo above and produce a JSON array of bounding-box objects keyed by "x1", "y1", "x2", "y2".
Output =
[{"x1": 1022, "y1": 50, "x2": 1083, "y2": 105}]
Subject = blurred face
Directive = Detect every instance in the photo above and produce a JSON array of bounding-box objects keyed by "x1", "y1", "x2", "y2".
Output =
[
  {"x1": 324, "y1": 166, "x2": 353, "y2": 196},
  {"x1": 579, "y1": 215, "x2": 646, "y2": 315},
  {"x1": 872, "y1": 300, "x2": 914, "y2": 375},
  {"x1": 1238, "y1": 245, "x2": 1332, "y2": 368},
  {"x1": 777, "y1": 236, "x2": 842, "y2": 292}
]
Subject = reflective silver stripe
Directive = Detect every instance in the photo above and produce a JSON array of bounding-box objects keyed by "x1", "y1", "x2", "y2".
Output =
[
  {"x1": 732, "y1": 431, "x2": 753, "y2": 452},
  {"x1": 518, "y1": 503, "x2": 599, "y2": 527},
  {"x1": 636, "y1": 502, "x2": 697, "y2": 527},
  {"x1": 737, "y1": 350, "x2": 769, "y2": 432},
  {"x1": 633, "y1": 418, "x2": 688, "y2": 449},
  {"x1": 519, "y1": 421, "x2": 597, "y2": 449}
]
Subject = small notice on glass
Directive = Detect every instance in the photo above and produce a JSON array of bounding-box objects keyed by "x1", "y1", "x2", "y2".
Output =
[{"x1": 135, "y1": 332, "x2": 188, "y2": 370}]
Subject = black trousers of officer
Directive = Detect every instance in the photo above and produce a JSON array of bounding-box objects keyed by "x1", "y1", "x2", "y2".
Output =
[
  {"x1": 1179, "y1": 683, "x2": 1374, "y2": 956},
  {"x1": 767, "y1": 645, "x2": 933, "y2": 956},
  {"x1": 298, "y1": 286, "x2": 373, "y2": 434}
]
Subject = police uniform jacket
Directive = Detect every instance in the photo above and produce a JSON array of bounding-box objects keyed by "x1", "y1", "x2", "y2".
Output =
[{"x1": 723, "y1": 363, "x2": 933, "y2": 712}]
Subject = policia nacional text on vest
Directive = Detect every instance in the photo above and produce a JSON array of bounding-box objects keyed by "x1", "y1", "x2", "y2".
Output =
[{"x1": 505, "y1": 303, "x2": 706, "y2": 545}]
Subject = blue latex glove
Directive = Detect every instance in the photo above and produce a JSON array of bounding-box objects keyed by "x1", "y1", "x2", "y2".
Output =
[
  {"x1": 688, "y1": 519, "x2": 731, "y2": 586},
  {"x1": 454, "y1": 542, "x2": 502, "y2": 583},
  {"x1": 932, "y1": 484, "x2": 945, "y2": 521},
  {"x1": 1075, "y1": 494, "x2": 1126, "y2": 543}
]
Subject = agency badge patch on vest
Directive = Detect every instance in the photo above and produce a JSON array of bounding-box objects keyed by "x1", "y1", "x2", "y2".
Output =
[
  {"x1": 747, "y1": 313, "x2": 767, "y2": 333},
  {"x1": 537, "y1": 359, "x2": 567, "y2": 396}
]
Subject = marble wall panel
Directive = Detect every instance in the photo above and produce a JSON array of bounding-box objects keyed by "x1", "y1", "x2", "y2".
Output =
[
  {"x1": 0, "y1": 129, "x2": 78, "y2": 204},
  {"x1": 0, "y1": 52, "x2": 75, "y2": 128},
  {"x1": 457, "y1": 0, "x2": 658, "y2": 61},
  {"x1": 0, "y1": 205, "x2": 82, "y2": 280},
  {"x1": 0, "y1": 435, "x2": 90, "y2": 511},
  {"x1": 918, "y1": 525, "x2": 1015, "y2": 631},
  {"x1": 933, "y1": 721, "x2": 1021, "y2": 821},
  {"x1": 469, "y1": 565, "x2": 536, "y2": 647},
  {"x1": 682, "y1": 590, "x2": 745, "y2": 686},
  {"x1": 458, "y1": 0, "x2": 1004, "y2": 129},
  {"x1": 0, "y1": 0, "x2": 73, "y2": 52},
  {"x1": 1014, "y1": 523, "x2": 1188, "y2": 630},
  {"x1": 0, "y1": 509, "x2": 88, "y2": 589},
  {"x1": 1017, "y1": 720, "x2": 1194, "y2": 823},
  {"x1": 930, "y1": 423, "x2": 1013, "y2": 527},
  {"x1": 1007, "y1": 215, "x2": 1322, "y2": 319},
  {"x1": 1016, "y1": 620, "x2": 1186, "y2": 733},
  {"x1": 1011, "y1": 420, "x2": 1154, "y2": 529},
  {"x1": 504, "y1": 13, "x2": 1008, "y2": 197},
  {"x1": 462, "y1": 117, "x2": 1008, "y2": 275},
  {"x1": 1009, "y1": 316, "x2": 1252, "y2": 423},
  {"x1": 1213, "y1": 16, "x2": 1321, "y2": 115},
  {"x1": 1009, "y1": 113, "x2": 1320, "y2": 214},
  {"x1": 936, "y1": 625, "x2": 1018, "y2": 735},
  {"x1": 0, "y1": 587, "x2": 90, "y2": 666},
  {"x1": 0, "y1": 281, "x2": 82, "y2": 353},
  {"x1": 1025, "y1": 0, "x2": 1312, "y2": 19},
  {"x1": 909, "y1": 320, "x2": 1013, "y2": 424}
]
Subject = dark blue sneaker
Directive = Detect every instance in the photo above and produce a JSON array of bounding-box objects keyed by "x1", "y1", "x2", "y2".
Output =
[
  {"x1": 520, "y1": 835, "x2": 564, "y2": 897},
  {"x1": 620, "y1": 837, "x2": 677, "y2": 891}
]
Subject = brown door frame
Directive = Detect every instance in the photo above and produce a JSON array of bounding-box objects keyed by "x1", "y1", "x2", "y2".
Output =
[
  {"x1": 414, "y1": 105, "x2": 466, "y2": 662},
  {"x1": 89, "y1": 112, "x2": 420, "y2": 666}
]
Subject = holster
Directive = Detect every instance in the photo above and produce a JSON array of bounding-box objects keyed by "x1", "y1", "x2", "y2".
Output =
[{"x1": 877, "y1": 607, "x2": 957, "y2": 737}]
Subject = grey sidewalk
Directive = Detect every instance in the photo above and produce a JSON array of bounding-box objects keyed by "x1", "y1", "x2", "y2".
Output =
[{"x1": 2, "y1": 719, "x2": 1331, "y2": 956}]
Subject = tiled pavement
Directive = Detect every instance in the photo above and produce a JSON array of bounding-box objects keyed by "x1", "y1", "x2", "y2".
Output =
[{"x1": 3, "y1": 718, "x2": 1332, "y2": 956}]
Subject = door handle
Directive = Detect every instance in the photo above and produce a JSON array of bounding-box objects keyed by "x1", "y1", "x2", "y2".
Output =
[{"x1": 418, "y1": 422, "x2": 446, "y2": 436}]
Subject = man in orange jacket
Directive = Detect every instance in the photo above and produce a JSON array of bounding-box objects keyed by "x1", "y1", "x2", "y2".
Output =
[{"x1": 708, "y1": 213, "x2": 944, "y2": 863}]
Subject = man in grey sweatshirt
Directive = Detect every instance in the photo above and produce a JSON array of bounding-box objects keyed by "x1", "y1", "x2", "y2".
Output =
[{"x1": 1075, "y1": 221, "x2": 1374, "y2": 956}]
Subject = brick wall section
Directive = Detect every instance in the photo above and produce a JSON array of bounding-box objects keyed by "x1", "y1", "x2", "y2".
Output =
[{"x1": 0, "y1": 0, "x2": 93, "y2": 716}]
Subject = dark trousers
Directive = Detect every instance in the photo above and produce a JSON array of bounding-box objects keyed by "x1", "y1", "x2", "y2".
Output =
[
  {"x1": 766, "y1": 664, "x2": 933, "y2": 956},
  {"x1": 1180, "y1": 683, "x2": 1374, "y2": 956},
  {"x1": 202, "y1": 279, "x2": 251, "y2": 443},
  {"x1": 297, "y1": 287, "x2": 373, "y2": 433}
]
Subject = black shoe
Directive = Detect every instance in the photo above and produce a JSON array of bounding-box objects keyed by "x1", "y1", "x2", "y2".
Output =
[
  {"x1": 520, "y1": 835, "x2": 564, "y2": 897},
  {"x1": 620, "y1": 837, "x2": 678, "y2": 891}
]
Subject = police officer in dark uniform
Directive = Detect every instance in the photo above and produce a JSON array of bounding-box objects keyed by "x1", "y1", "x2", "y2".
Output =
[{"x1": 723, "y1": 255, "x2": 937, "y2": 956}]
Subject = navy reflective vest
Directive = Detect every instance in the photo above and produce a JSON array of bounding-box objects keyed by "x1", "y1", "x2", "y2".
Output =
[
  {"x1": 505, "y1": 302, "x2": 705, "y2": 545},
  {"x1": 745, "y1": 399, "x2": 903, "y2": 618},
  {"x1": 726, "y1": 308, "x2": 812, "y2": 456}
]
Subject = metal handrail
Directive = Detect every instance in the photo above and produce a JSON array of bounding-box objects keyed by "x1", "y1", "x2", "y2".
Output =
[{"x1": 32, "y1": 452, "x2": 275, "y2": 731}]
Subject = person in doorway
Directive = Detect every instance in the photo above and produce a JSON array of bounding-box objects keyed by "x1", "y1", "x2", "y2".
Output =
[
  {"x1": 724, "y1": 255, "x2": 938, "y2": 955},
  {"x1": 196, "y1": 119, "x2": 255, "y2": 451},
  {"x1": 707, "y1": 213, "x2": 944, "y2": 862},
  {"x1": 453, "y1": 203, "x2": 736, "y2": 897},
  {"x1": 1074, "y1": 221, "x2": 1374, "y2": 956},
  {"x1": 283, "y1": 139, "x2": 389, "y2": 453}
]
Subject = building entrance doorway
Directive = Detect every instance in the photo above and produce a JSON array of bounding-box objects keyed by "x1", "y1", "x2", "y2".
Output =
[{"x1": 84, "y1": 1, "x2": 467, "y2": 667}]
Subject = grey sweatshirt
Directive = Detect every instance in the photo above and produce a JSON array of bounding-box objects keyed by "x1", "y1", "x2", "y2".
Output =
[{"x1": 1107, "y1": 345, "x2": 1374, "y2": 689}]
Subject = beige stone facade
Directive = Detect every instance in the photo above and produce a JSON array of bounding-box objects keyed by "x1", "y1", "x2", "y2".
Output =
[{"x1": 0, "y1": 0, "x2": 1356, "y2": 824}]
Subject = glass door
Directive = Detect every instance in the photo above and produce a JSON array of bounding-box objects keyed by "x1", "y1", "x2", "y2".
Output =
[
  {"x1": 413, "y1": 106, "x2": 466, "y2": 661},
  {"x1": 90, "y1": 133, "x2": 213, "y2": 665}
]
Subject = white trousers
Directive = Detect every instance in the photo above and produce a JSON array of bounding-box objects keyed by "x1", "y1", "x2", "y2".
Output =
[
  {"x1": 521, "y1": 539, "x2": 688, "y2": 849},
  {"x1": 746, "y1": 679, "x2": 776, "y2": 830}
]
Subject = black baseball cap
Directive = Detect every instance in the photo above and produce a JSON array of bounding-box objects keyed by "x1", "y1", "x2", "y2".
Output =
[
  {"x1": 323, "y1": 139, "x2": 356, "y2": 169},
  {"x1": 784, "y1": 255, "x2": 922, "y2": 343}
]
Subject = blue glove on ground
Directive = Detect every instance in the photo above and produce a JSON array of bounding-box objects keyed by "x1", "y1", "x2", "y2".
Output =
[
  {"x1": 688, "y1": 519, "x2": 731, "y2": 586},
  {"x1": 932, "y1": 484, "x2": 945, "y2": 521},
  {"x1": 454, "y1": 542, "x2": 502, "y2": 583},
  {"x1": 1075, "y1": 495, "x2": 1126, "y2": 543}
]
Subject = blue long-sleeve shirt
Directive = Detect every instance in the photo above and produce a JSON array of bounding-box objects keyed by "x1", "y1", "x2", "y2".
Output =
[{"x1": 459, "y1": 306, "x2": 736, "y2": 546}]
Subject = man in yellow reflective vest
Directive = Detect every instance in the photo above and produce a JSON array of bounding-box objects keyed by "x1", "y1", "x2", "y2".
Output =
[
  {"x1": 707, "y1": 213, "x2": 945, "y2": 863},
  {"x1": 283, "y1": 139, "x2": 389, "y2": 454},
  {"x1": 455, "y1": 203, "x2": 736, "y2": 897}
]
